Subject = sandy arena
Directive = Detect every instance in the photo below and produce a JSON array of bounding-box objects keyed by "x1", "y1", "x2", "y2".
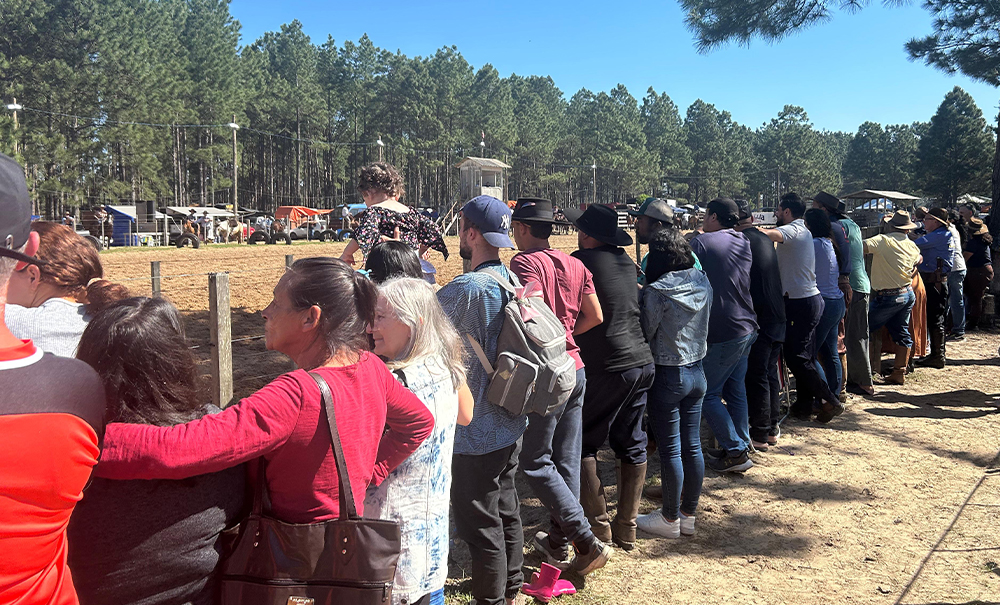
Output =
[{"x1": 99, "y1": 237, "x2": 1000, "y2": 604}]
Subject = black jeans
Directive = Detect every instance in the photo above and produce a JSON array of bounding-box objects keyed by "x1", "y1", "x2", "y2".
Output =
[
  {"x1": 581, "y1": 363, "x2": 655, "y2": 465},
  {"x1": 783, "y1": 295, "x2": 840, "y2": 415},
  {"x1": 921, "y1": 272, "x2": 950, "y2": 339},
  {"x1": 452, "y1": 441, "x2": 524, "y2": 605},
  {"x1": 746, "y1": 321, "x2": 784, "y2": 442}
]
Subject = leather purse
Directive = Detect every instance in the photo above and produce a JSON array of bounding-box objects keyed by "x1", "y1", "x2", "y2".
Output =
[{"x1": 219, "y1": 372, "x2": 401, "y2": 605}]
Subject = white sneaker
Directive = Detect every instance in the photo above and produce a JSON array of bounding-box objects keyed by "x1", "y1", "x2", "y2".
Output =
[
  {"x1": 679, "y1": 511, "x2": 696, "y2": 536},
  {"x1": 636, "y1": 510, "x2": 680, "y2": 539}
]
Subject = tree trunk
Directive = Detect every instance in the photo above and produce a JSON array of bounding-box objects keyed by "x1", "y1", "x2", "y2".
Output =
[{"x1": 990, "y1": 108, "x2": 1000, "y2": 238}]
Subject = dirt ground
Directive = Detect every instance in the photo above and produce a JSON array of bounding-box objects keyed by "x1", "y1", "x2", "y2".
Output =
[{"x1": 99, "y1": 236, "x2": 1000, "y2": 605}]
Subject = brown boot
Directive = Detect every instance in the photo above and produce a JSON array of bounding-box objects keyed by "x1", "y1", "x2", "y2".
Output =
[
  {"x1": 610, "y1": 460, "x2": 647, "y2": 551},
  {"x1": 579, "y1": 456, "x2": 612, "y2": 543},
  {"x1": 885, "y1": 346, "x2": 909, "y2": 385}
]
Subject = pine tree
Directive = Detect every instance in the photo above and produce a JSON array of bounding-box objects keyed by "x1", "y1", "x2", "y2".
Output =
[{"x1": 917, "y1": 86, "x2": 994, "y2": 204}]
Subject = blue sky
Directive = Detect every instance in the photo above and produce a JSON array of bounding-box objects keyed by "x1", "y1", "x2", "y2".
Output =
[{"x1": 230, "y1": 0, "x2": 999, "y2": 134}]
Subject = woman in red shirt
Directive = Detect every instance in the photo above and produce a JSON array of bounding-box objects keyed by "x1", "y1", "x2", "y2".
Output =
[{"x1": 95, "y1": 258, "x2": 434, "y2": 523}]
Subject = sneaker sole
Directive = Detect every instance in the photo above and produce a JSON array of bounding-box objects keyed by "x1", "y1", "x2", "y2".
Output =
[
  {"x1": 712, "y1": 459, "x2": 754, "y2": 473},
  {"x1": 532, "y1": 536, "x2": 572, "y2": 570},
  {"x1": 573, "y1": 545, "x2": 613, "y2": 575},
  {"x1": 636, "y1": 519, "x2": 680, "y2": 539}
]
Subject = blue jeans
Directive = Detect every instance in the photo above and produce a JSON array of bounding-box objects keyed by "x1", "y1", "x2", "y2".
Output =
[
  {"x1": 701, "y1": 331, "x2": 757, "y2": 454},
  {"x1": 520, "y1": 368, "x2": 590, "y2": 549},
  {"x1": 869, "y1": 289, "x2": 916, "y2": 349},
  {"x1": 647, "y1": 362, "x2": 707, "y2": 521},
  {"x1": 948, "y1": 269, "x2": 966, "y2": 335},
  {"x1": 816, "y1": 296, "x2": 846, "y2": 394}
]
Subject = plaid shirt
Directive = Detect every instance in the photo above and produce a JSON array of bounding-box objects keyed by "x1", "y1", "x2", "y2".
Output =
[{"x1": 436, "y1": 261, "x2": 526, "y2": 455}]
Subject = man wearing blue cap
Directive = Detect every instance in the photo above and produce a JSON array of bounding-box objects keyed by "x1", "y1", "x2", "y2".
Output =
[{"x1": 437, "y1": 195, "x2": 526, "y2": 605}]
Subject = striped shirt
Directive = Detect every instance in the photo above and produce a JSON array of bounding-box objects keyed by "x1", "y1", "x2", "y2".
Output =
[{"x1": 436, "y1": 261, "x2": 527, "y2": 456}]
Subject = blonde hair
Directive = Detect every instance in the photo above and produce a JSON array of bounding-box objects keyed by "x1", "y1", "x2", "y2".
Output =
[{"x1": 378, "y1": 277, "x2": 466, "y2": 389}]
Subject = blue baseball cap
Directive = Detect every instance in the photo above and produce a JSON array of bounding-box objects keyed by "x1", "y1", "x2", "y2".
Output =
[{"x1": 460, "y1": 195, "x2": 514, "y2": 249}]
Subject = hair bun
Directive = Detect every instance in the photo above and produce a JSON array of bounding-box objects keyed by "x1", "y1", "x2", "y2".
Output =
[{"x1": 86, "y1": 280, "x2": 131, "y2": 315}]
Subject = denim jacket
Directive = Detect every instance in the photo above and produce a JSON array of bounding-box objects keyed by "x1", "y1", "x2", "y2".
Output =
[{"x1": 641, "y1": 267, "x2": 713, "y2": 366}]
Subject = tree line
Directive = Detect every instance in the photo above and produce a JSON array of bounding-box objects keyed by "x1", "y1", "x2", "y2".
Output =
[{"x1": 0, "y1": 0, "x2": 994, "y2": 218}]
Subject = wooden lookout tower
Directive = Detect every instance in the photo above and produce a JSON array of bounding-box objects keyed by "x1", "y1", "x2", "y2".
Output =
[{"x1": 456, "y1": 157, "x2": 511, "y2": 202}]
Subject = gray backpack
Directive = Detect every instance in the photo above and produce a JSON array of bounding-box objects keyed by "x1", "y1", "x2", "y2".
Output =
[{"x1": 466, "y1": 269, "x2": 577, "y2": 417}]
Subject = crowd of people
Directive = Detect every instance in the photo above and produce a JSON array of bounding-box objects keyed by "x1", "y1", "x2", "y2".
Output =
[{"x1": 0, "y1": 152, "x2": 994, "y2": 605}]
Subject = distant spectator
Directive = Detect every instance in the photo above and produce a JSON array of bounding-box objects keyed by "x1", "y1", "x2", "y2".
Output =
[
  {"x1": 69, "y1": 297, "x2": 244, "y2": 605},
  {"x1": 963, "y1": 217, "x2": 993, "y2": 332},
  {"x1": 914, "y1": 208, "x2": 955, "y2": 369},
  {"x1": 6, "y1": 221, "x2": 129, "y2": 357},
  {"x1": 945, "y1": 209, "x2": 967, "y2": 341}
]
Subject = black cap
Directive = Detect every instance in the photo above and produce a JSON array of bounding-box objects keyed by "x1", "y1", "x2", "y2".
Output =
[
  {"x1": 734, "y1": 199, "x2": 752, "y2": 220},
  {"x1": 706, "y1": 198, "x2": 740, "y2": 226},
  {"x1": 0, "y1": 153, "x2": 42, "y2": 266}
]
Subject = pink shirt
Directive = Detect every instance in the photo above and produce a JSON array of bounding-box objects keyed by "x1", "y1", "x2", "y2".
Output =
[
  {"x1": 95, "y1": 352, "x2": 433, "y2": 524},
  {"x1": 510, "y1": 248, "x2": 596, "y2": 370}
]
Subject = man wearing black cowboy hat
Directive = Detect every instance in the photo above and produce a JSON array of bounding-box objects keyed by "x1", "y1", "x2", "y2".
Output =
[
  {"x1": 812, "y1": 191, "x2": 873, "y2": 396},
  {"x1": 563, "y1": 204, "x2": 656, "y2": 552},
  {"x1": 913, "y1": 207, "x2": 957, "y2": 368},
  {"x1": 509, "y1": 198, "x2": 614, "y2": 574},
  {"x1": 0, "y1": 153, "x2": 108, "y2": 605}
]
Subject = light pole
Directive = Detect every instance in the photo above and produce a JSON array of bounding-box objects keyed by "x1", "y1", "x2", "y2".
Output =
[
  {"x1": 7, "y1": 99, "x2": 22, "y2": 156},
  {"x1": 227, "y1": 116, "x2": 239, "y2": 216},
  {"x1": 591, "y1": 161, "x2": 597, "y2": 205},
  {"x1": 376, "y1": 136, "x2": 384, "y2": 162}
]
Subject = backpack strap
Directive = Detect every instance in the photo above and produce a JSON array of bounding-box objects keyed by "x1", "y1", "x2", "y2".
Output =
[
  {"x1": 465, "y1": 334, "x2": 495, "y2": 375},
  {"x1": 477, "y1": 267, "x2": 517, "y2": 295}
]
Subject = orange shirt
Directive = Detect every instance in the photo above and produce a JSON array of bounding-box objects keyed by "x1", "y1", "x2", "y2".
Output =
[{"x1": 0, "y1": 340, "x2": 105, "y2": 605}]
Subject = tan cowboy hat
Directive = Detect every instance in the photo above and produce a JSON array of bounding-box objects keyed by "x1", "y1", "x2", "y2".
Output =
[
  {"x1": 882, "y1": 210, "x2": 918, "y2": 231},
  {"x1": 969, "y1": 216, "x2": 989, "y2": 236}
]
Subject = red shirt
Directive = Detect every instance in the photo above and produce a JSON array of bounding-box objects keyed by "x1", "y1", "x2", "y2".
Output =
[
  {"x1": 96, "y1": 352, "x2": 433, "y2": 524},
  {"x1": 0, "y1": 340, "x2": 106, "y2": 605},
  {"x1": 510, "y1": 248, "x2": 595, "y2": 370}
]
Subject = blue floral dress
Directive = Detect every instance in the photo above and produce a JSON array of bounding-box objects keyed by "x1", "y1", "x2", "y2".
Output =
[{"x1": 363, "y1": 355, "x2": 458, "y2": 605}]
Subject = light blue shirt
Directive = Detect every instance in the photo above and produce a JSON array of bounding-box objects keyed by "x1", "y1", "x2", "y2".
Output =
[{"x1": 436, "y1": 262, "x2": 527, "y2": 456}]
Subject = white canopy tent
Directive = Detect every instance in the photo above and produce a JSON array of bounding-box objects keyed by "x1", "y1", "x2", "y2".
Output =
[{"x1": 163, "y1": 206, "x2": 235, "y2": 218}]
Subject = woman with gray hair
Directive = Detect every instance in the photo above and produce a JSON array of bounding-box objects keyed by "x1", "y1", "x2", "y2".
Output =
[{"x1": 365, "y1": 277, "x2": 472, "y2": 605}]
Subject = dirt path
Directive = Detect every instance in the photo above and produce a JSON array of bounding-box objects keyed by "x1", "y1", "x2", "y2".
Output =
[{"x1": 98, "y1": 238, "x2": 1000, "y2": 604}]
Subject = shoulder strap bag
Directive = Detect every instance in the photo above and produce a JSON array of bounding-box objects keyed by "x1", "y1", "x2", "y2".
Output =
[{"x1": 219, "y1": 371, "x2": 401, "y2": 605}]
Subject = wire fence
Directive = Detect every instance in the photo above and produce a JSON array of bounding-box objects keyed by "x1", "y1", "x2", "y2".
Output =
[{"x1": 101, "y1": 255, "x2": 303, "y2": 403}]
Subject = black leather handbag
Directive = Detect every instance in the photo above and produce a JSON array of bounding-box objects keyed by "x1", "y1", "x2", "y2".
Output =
[{"x1": 219, "y1": 372, "x2": 401, "y2": 605}]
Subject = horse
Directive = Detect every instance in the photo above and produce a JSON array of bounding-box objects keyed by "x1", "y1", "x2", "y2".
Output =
[{"x1": 217, "y1": 219, "x2": 246, "y2": 243}]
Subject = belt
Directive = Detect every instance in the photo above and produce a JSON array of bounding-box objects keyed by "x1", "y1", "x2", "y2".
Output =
[{"x1": 873, "y1": 286, "x2": 911, "y2": 297}]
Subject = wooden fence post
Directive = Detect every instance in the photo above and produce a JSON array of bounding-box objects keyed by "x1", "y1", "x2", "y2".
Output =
[
  {"x1": 151, "y1": 261, "x2": 161, "y2": 297},
  {"x1": 285, "y1": 254, "x2": 294, "y2": 269},
  {"x1": 209, "y1": 272, "x2": 233, "y2": 408}
]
